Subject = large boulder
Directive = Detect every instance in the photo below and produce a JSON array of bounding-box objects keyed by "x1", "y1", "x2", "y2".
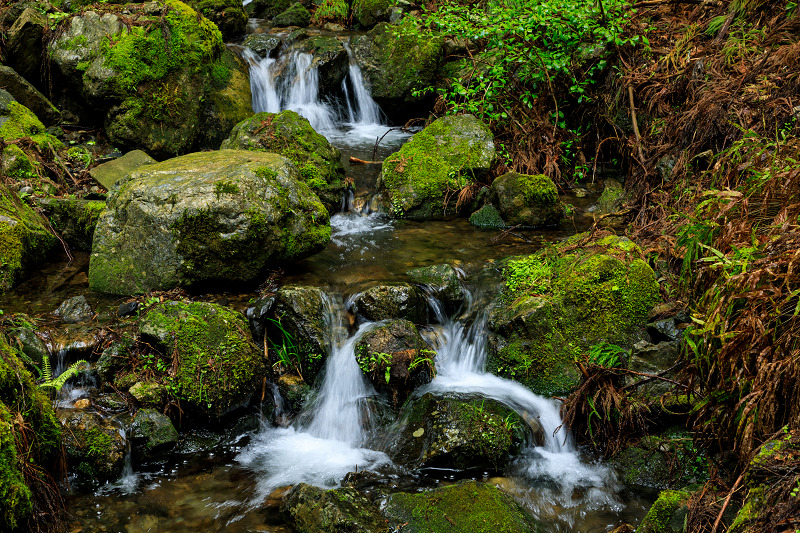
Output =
[
  {"x1": 140, "y1": 301, "x2": 266, "y2": 418},
  {"x1": 352, "y1": 283, "x2": 428, "y2": 323},
  {"x1": 46, "y1": 1, "x2": 251, "y2": 158},
  {"x1": 88, "y1": 150, "x2": 331, "y2": 294},
  {"x1": 352, "y1": 0, "x2": 395, "y2": 28},
  {"x1": 378, "y1": 114, "x2": 495, "y2": 220},
  {"x1": 383, "y1": 480, "x2": 542, "y2": 533},
  {"x1": 221, "y1": 111, "x2": 345, "y2": 213},
  {"x1": 0, "y1": 90, "x2": 62, "y2": 150},
  {"x1": 3, "y1": 7, "x2": 47, "y2": 86},
  {"x1": 406, "y1": 263, "x2": 465, "y2": 314},
  {"x1": 282, "y1": 484, "x2": 387, "y2": 533},
  {"x1": 128, "y1": 408, "x2": 179, "y2": 460},
  {"x1": 389, "y1": 393, "x2": 538, "y2": 471},
  {"x1": 0, "y1": 185, "x2": 57, "y2": 293},
  {"x1": 187, "y1": 0, "x2": 248, "y2": 39},
  {"x1": 273, "y1": 2, "x2": 312, "y2": 26},
  {"x1": 0, "y1": 66, "x2": 60, "y2": 126},
  {"x1": 250, "y1": 0, "x2": 294, "y2": 19},
  {"x1": 490, "y1": 172, "x2": 565, "y2": 227},
  {"x1": 59, "y1": 409, "x2": 126, "y2": 484},
  {"x1": 351, "y1": 19, "x2": 444, "y2": 121},
  {"x1": 354, "y1": 319, "x2": 434, "y2": 407},
  {"x1": 486, "y1": 234, "x2": 661, "y2": 396}
]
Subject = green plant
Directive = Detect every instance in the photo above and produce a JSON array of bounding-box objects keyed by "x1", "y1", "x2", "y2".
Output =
[
  {"x1": 38, "y1": 356, "x2": 88, "y2": 393},
  {"x1": 587, "y1": 342, "x2": 626, "y2": 368},
  {"x1": 267, "y1": 317, "x2": 320, "y2": 381}
]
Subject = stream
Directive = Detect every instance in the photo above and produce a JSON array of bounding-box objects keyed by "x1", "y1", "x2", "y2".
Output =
[{"x1": 2, "y1": 24, "x2": 656, "y2": 533}]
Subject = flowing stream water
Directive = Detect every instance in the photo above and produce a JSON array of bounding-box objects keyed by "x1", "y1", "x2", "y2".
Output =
[{"x1": 2, "y1": 28, "x2": 656, "y2": 533}]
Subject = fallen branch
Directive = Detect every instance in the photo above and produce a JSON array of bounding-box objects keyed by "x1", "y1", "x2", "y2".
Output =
[
  {"x1": 349, "y1": 157, "x2": 381, "y2": 165},
  {"x1": 628, "y1": 86, "x2": 645, "y2": 162}
]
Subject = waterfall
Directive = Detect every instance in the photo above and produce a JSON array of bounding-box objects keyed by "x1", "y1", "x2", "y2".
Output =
[
  {"x1": 342, "y1": 44, "x2": 383, "y2": 126},
  {"x1": 243, "y1": 48, "x2": 280, "y2": 114}
]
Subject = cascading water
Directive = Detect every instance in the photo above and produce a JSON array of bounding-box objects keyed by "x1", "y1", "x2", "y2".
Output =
[{"x1": 341, "y1": 43, "x2": 384, "y2": 126}]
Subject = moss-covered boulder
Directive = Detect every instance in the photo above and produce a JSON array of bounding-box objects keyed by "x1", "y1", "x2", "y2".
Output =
[
  {"x1": 0, "y1": 66, "x2": 60, "y2": 126},
  {"x1": 469, "y1": 204, "x2": 506, "y2": 229},
  {"x1": 199, "y1": 49, "x2": 254, "y2": 151},
  {"x1": 490, "y1": 172, "x2": 565, "y2": 227},
  {"x1": 389, "y1": 393, "x2": 537, "y2": 471},
  {"x1": 88, "y1": 150, "x2": 330, "y2": 294},
  {"x1": 0, "y1": 185, "x2": 57, "y2": 293},
  {"x1": 273, "y1": 2, "x2": 312, "y2": 26},
  {"x1": 351, "y1": 19, "x2": 444, "y2": 120},
  {"x1": 283, "y1": 484, "x2": 387, "y2": 533},
  {"x1": 354, "y1": 319, "x2": 434, "y2": 407},
  {"x1": 379, "y1": 114, "x2": 495, "y2": 220},
  {"x1": 486, "y1": 234, "x2": 660, "y2": 396},
  {"x1": 251, "y1": 0, "x2": 294, "y2": 19},
  {"x1": 88, "y1": 150, "x2": 157, "y2": 191},
  {"x1": 221, "y1": 111, "x2": 345, "y2": 213},
  {"x1": 0, "y1": 90, "x2": 62, "y2": 151},
  {"x1": 382, "y1": 480, "x2": 543, "y2": 532},
  {"x1": 3, "y1": 7, "x2": 47, "y2": 86},
  {"x1": 636, "y1": 489, "x2": 691, "y2": 533},
  {"x1": 128, "y1": 408, "x2": 179, "y2": 460},
  {"x1": 0, "y1": 336, "x2": 62, "y2": 532},
  {"x1": 270, "y1": 285, "x2": 330, "y2": 384},
  {"x1": 140, "y1": 301, "x2": 266, "y2": 418},
  {"x1": 187, "y1": 0, "x2": 248, "y2": 39},
  {"x1": 34, "y1": 198, "x2": 105, "y2": 252},
  {"x1": 406, "y1": 263, "x2": 465, "y2": 314},
  {"x1": 47, "y1": 1, "x2": 250, "y2": 158},
  {"x1": 353, "y1": 283, "x2": 428, "y2": 323},
  {"x1": 352, "y1": 0, "x2": 395, "y2": 28},
  {"x1": 59, "y1": 409, "x2": 126, "y2": 484}
]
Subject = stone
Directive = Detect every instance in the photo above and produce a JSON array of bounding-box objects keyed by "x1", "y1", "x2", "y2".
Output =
[
  {"x1": 294, "y1": 36, "x2": 349, "y2": 95},
  {"x1": 242, "y1": 34, "x2": 282, "y2": 58},
  {"x1": 128, "y1": 408, "x2": 179, "y2": 458},
  {"x1": 469, "y1": 204, "x2": 506, "y2": 229},
  {"x1": 595, "y1": 178, "x2": 628, "y2": 216},
  {"x1": 271, "y1": 285, "x2": 330, "y2": 383},
  {"x1": 95, "y1": 341, "x2": 130, "y2": 384},
  {"x1": 129, "y1": 381, "x2": 166, "y2": 407},
  {"x1": 625, "y1": 341, "x2": 680, "y2": 397},
  {"x1": 276, "y1": 373, "x2": 310, "y2": 415},
  {"x1": 636, "y1": 490, "x2": 691, "y2": 533},
  {"x1": 490, "y1": 172, "x2": 565, "y2": 227},
  {"x1": 353, "y1": 283, "x2": 428, "y2": 323},
  {"x1": 245, "y1": 294, "x2": 276, "y2": 343},
  {"x1": 4, "y1": 8, "x2": 47, "y2": 85},
  {"x1": 282, "y1": 484, "x2": 387, "y2": 533},
  {"x1": 383, "y1": 480, "x2": 541, "y2": 532},
  {"x1": 221, "y1": 110, "x2": 345, "y2": 213},
  {"x1": 88, "y1": 150, "x2": 330, "y2": 295},
  {"x1": 0, "y1": 66, "x2": 60, "y2": 125},
  {"x1": 89, "y1": 150, "x2": 158, "y2": 191},
  {"x1": 354, "y1": 319, "x2": 433, "y2": 407},
  {"x1": 140, "y1": 300, "x2": 266, "y2": 418},
  {"x1": 54, "y1": 295, "x2": 94, "y2": 323},
  {"x1": 33, "y1": 197, "x2": 105, "y2": 252},
  {"x1": 390, "y1": 393, "x2": 540, "y2": 471},
  {"x1": 406, "y1": 263, "x2": 465, "y2": 314},
  {"x1": 273, "y1": 2, "x2": 311, "y2": 26},
  {"x1": 6, "y1": 325, "x2": 49, "y2": 368},
  {"x1": 352, "y1": 0, "x2": 395, "y2": 28},
  {"x1": 117, "y1": 301, "x2": 140, "y2": 318},
  {"x1": 58, "y1": 409, "x2": 126, "y2": 484},
  {"x1": 250, "y1": 0, "x2": 294, "y2": 19},
  {"x1": 187, "y1": 0, "x2": 247, "y2": 39},
  {"x1": 379, "y1": 114, "x2": 495, "y2": 219}
]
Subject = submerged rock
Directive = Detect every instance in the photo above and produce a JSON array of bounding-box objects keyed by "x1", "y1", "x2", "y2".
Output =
[
  {"x1": 486, "y1": 234, "x2": 660, "y2": 396},
  {"x1": 140, "y1": 300, "x2": 266, "y2": 418},
  {"x1": 282, "y1": 483, "x2": 387, "y2": 533},
  {"x1": 353, "y1": 283, "x2": 428, "y2": 323},
  {"x1": 390, "y1": 393, "x2": 538, "y2": 471},
  {"x1": 383, "y1": 480, "x2": 542, "y2": 532},
  {"x1": 221, "y1": 110, "x2": 345, "y2": 213},
  {"x1": 354, "y1": 319, "x2": 434, "y2": 407},
  {"x1": 490, "y1": 172, "x2": 564, "y2": 227},
  {"x1": 379, "y1": 114, "x2": 495, "y2": 220},
  {"x1": 88, "y1": 150, "x2": 330, "y2": 294}
]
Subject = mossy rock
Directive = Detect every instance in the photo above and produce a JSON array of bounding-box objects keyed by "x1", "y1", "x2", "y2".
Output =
[
  {"x1": 406, "y1": 263, "x2": 465, "y2": 313},
  {"x1": 1, "y1": 144, "x2": 39, "y2": 182},
  {"x1": 34, "y1": 197, "x2": 105, "y2": 252},
  {"x1": 140, "y1": 300, "x2": 266, "y2": 418},
  {"x1": 486, "y1": 234, "x2": 660, "y2": 396},
  {"x1": 390, "y1": 393, "x2": 537, "y2": 471},
  {"x1": 59, "y1": 409, "x2": 126, "y2": 484},
  {"x1": 271, "y1": 285, "x2": 329, "y2": 384},
  {"x1": 4, "y1": 7, "x2": 47, "y2": 86},
  {"x1": 221, "y1": 110, "x2": 345, "y2": 214},
  {"x1": 294, "y1": 35, "x2": 349, "y2": 95},
  {"x1": 351, "y1": 19, "x2": 444, "y2": 120},
  {"x1": 636, "y1": 489, "x2": 691, "y2": 533},
  {"x1": 382, "y1": 480, "x2": 544, "y2": 533},
  {"x1": 0, "y1": 91, "x2": 63, "y2": 151},
  {"x1": 0, "y1": 185, "x2": 57, "y2": 294},
  {"x1": 353, "y1": 283, "x2": 428, "y2": 323},
  {"x1": 352, "y1": 0, "x2": 395, "y2": 28},
  {"x1": 88, "y1": 150, "x2": 330, "y2": 295},
  {"x1": 354, "y1": 319, "x2": 433, "y2": 408},
  {"x1": 378, "y1": 114, "x2": 495, "y2": 220},
  {"x1": 469, "y1": 204, "x2": 506, "y2": 229},
  {"x1": 128, "y1": 408, "x2": 179, "y2": 459},
  {"x1": 490, "y1": 172, "x2": 564, "y2": 227},
  {"x1": 250, "y1": 0, "x2": 294, "y2": 19},
  {"x1": 0, "y1": 65, "x2": 61, "y2": 126},
  {"x1": 273, "y1": 2, "x2": 312, "y2": 26},
  {"x1": 282, "y1": 483, "x2": 387, "y2": 533},
  {"x1": 188, "y1": 0, "x2": 247, "y2": 39},
  {"x1": 0, "y1": 336, "x2": 62, "y2": 532},
  {"x1": 198, "y1": 48, "x2": 254, "y2": 152}
]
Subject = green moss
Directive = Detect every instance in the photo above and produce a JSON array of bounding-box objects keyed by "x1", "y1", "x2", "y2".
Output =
[
  {"x1": 469, "y1": 205, "x2": 506, "y2": 228},
  {"x1": 637, "y1": 489, "x2": 691, "y2": 533},
  {"x1": 213, "y1": 180, "x2": 240, "y2": 196},
  {"x1": 0, "y1": 102, "x2": 62, "y2": 151},
  {"x1": 311, "y1": 0, "x2": 348, "y2": 24},
  {"x1": 1, "y1": 145, "x2": 39, "y2": 181}
]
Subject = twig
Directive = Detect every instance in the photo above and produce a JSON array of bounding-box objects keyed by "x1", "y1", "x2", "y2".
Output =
[
  {"x1": 711, "y1": 472, "x2": 744, "y2": 533},
  {"x1": 349, "y1": 157, "x2": 380, "y2": 165},
  {"x1": 628, "y1": 86, "x2": 645, "y2": 162}
]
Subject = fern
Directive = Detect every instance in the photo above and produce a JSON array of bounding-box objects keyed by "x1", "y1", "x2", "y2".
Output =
[{"x1": 39, "y1": 358, "x2": 88, "y2": 392}]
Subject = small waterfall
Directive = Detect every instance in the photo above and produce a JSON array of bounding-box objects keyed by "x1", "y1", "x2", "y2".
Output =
[
  {"x1": 280, "y1": 52, "x2": 338, "y2": 132},
  {"x1": 243, "y1": 48, "x2": 280, "y2": 114},
  {"x1": 342, "y1": 44, "x2": 383, "y2": 126}
]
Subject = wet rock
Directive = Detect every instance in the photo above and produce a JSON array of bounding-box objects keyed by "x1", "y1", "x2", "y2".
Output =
[
  {"x1": 406, "y1": 263, "x2": 465, "y2": 314},
  {"x1": 595, "y1": 178, "x2": 628, "y2": 216},
  {"x1": 59, "y1": 409, "x2": 126, "y2": 484},
  {"x1": 486, "y1": 234, "x2": 660, "y2": 396},
  {"x1": 187, "y1": 0, "x2": 247, "y2": 39},
  {"x1": 353, "y1": 283, "x2": 427, "y2": 323},
  {"x1": 44, "y1": 323, "x2": 102, "y2": 362},
  {"x1": 198, "y1": 48, "x2": 254, "y2": 152},
  {"x1": 0, "y1": 65, "x2": 60, "y2": 125},
  {"x1": 5, "y1": 322, "x2": 48, "y2": 367},
  {"x1": 276, "y1": 373, "x2": 310, "y2": 415},
  {"x1": 294, "y1": 36, "x2": 349, "y2": 96},
  {"x1": 469, "y1": 204, "x2": 506, "y2": 229},
  {"x1": 117, "y1": 301, "x2": 140, "y2": 318},
  {"x1": 647, "y1": 317, "x2": 684, "y2": 343},
  {"x1": 637, "y1": 489, "x2": 691, "y2": 533},
  {"x1": 378, "y1": 114, "x2": 495, "y2": 219},
  {"x1": 96, "y1": 341, "x2": 130, "y2": 384},
  {"x1": 4, "y1": 7, "x2": 47, "y2": 85},
  {"x1": 351, "y1": 20, "x2": 444, "y2": 121},
  {"x1": 251, "y1": 0, "x2": 295, "y2": 19},
  {"x1": 354, "y1": 319, "x2": 433, "y2": 407},
  {"x1": 243, "y1": 34, "x2": 282, "y2": 58},
  {"x1": 129, "y1": 408, "x2": 179, "y2": 459},
  {"x1": 390, "y1": 393, "x2": 538, "y2": 471},
  {"x1": 129, "y1": 381, "x2": 166, "y2": 408},
  {"x1": 140, "y1": 301, "x2": 266, "y2": 418},
  {"x1": 95, "y1": 393, "x2": 129, "y2": 412},
  {"x1": 88, "y1": 150, "x2": 330, "y2": 294},
  {"x1": 383, "y1": 480, "x2": 541, "y2": 532},
  {"x1": 221, "y1": 110, "x2": 345, "y2": 214},
  {"x1": 491, "y1": 172, "x2": 564, "y2": 227},
  {"x1": 246, "y1": 294, "x2": 277, "y2": 343},
  {"x1": 89, "y1": 150, "x2": 157, "y2": 191},
  {"x1": 352, "y1": 0, "x2": 395, "y2": 28},
  {"x1": 625, "y1": 341, "x2": 680, "y2": 397},
  {"x1": 273, "y1": 2, "x2": 311, "y2": 26},
  {"x1": 271, "y1": 286, "x2": 329, "y2": 383},
  {"x1": 282, "y1": 483, "x2": 387, "y2": 533},
  {"x1": 0, "y1": 185, "x2": 57, "y2": 293},
  {"x1": 54, "y1": 296, "x2": 94, "y2": 323}
]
